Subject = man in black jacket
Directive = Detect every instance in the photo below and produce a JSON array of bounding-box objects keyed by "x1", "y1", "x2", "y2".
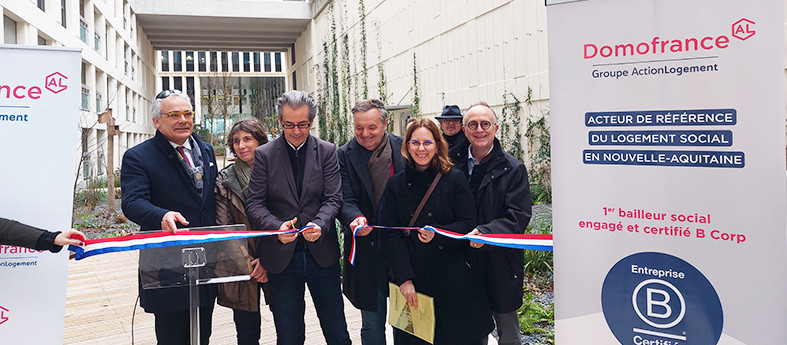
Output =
[
  {"x1": 436, "y1": 104, "x2": 467, "y2": 151},
  {"x1": 451, "y1": 102, "x2": 532, "y2": 345},
  {"x1": 121, "y1": 89, "x2": 219, "y2": 345},
  {"x1": 338, "y1": 99, "x2": 406, "y2": 344}
]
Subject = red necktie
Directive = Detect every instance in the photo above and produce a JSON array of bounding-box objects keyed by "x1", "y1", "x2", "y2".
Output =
[{"x1": 176, "y1": 146, "x2": 192, "y2": 167}]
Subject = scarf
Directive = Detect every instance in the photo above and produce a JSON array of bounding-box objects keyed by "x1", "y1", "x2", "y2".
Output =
[
  {"x1": 367, "y1": 133, "x2": 392, "y2": 214},
  {"x1": 233, "y1": 158, "x2": 252, "y2": 201}
]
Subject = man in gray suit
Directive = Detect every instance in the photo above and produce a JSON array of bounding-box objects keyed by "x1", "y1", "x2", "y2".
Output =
[{"x1": 245, "y1": 90, "x2": 351, "y2": 345}]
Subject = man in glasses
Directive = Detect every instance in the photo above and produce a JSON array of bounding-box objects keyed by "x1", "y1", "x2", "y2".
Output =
[
  {"x1": 121, "y1": 89, "x2": 219, "y2": 344},
  {"x1": 451, "y1": 102, "x2": 532, "y2": 345},
  {"x1": 435, "y1": 104, "x2": 467, "y2": 152},
  {"x1": 337, "y1": 99, "x2": 407, "y2": 344},
  {"x1": 246, "y1": 90, "x2": 351, "y2": 345}
]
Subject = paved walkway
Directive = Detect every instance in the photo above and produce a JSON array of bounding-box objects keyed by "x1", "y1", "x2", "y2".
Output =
[{"x1": 63, "y1": 250, "x2": 365, "y2": 345}]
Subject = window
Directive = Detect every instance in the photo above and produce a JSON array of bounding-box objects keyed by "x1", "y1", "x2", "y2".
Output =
[
  {"x1": 81, "y1": 86, "x2": 90, "y2": 110},
  {"x1": 161, "y1": 76, "x2": 170, "y2": 91},
  {"x1": 274, "y1": 52, "x2": 282, "y2": 72},
  {"x1": 220, "y1": 52, "x2": 228, "y2": 71},
  {"x1": 97, "y1": 148, "x2": 104, "y2": 175},
  {"x1": 173, "y1": 77, "x2": 182, "y2": 92},
  {"x1": 186, "y1": 77, "x2": 195, "y2": 109},
  {"x1": 264, "y1": 52, "x2": 271, "y2": 72},
  {"x1": 38, "y1": 36, "x2": 47, "y2": 45},
  {"x1": 61, "y1": 0, "x2": 67, "y2": 28},
  {"x1": 3, "y1": 15, "x2": 17, "y2": 44},
  {"x1": 292, "y1": 70, "x2": 297, "y2": 90},
  {"x1": 253, "y1": 52, "x2": 261, "y2": 72},
  {"x1": 80, "y1": 17, "x2": 88, "y2": 43},
  {"x1": 232, "y1": 52, "x2": 240, "y2": 72},
  {"x1": 94, "y1": 32, "x2": 101, "y2": 52},
  {"x1": 173, "y1": 51, "x2": 182, "y2": 72},
  {"x1": 243, "y1": 52, "x2": 251, "y2": 72},
  {"x1": 96, "y1": 91, "x2": 103, "y2": 112},
  {"x1": 161, "y1": 51, "x2": 169, "y2": 72},
  {"x1": 209, "y1": 52, "x2": 217, "y2": 72},
  {"x1": 37, "y1": 0, "x2": 45, "y2": 11},
  {"x1": 198, "y1": 52, "x2": 206, "y2": 72},
  {"x1": 186, "y1": 51, "x2": 194, "y2": 72}
]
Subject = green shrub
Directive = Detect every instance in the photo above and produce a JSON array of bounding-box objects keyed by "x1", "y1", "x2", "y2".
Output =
[{"x1": 517, "y1": 292, "x2": 554, "y2": 335}]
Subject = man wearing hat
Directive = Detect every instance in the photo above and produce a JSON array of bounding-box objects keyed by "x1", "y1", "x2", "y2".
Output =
[{"x1": 436, "y1": 105, "x2": 467, "y2": 151}]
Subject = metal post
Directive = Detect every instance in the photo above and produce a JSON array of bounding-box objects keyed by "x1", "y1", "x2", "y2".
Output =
[{"x1": 182, "y1": 247, "x2": 206, "y2": 345}]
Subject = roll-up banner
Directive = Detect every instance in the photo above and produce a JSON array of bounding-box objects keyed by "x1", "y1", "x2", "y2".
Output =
[
  {"x1": 546, "y1": 1, "x2": 787, "y2": 344},
  {"x1": 0, "y1": 45, "x2": 81, "y2": 344}
]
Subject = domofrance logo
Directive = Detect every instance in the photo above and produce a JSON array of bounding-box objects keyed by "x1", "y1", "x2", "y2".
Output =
[{"x1": 601, "y1": 252, "x2": 723, "y2": 345}]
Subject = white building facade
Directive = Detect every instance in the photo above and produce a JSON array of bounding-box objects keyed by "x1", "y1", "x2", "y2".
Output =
[{"x1": 1, "y1": 0, "x2": 156, "y2": 182}]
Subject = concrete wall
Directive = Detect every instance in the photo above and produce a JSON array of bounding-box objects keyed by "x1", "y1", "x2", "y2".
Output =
[{"x1": 291, "y1": 0, "x2": 550, "y2": 139}]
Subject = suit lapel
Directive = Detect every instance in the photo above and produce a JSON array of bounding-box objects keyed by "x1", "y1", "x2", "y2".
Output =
[
  {"x1": 154, "y1": 132, "x2": 201, "y2": 200},
  {"x1": 299, "y1": 136, "x2": 317, "y2": 202},
  {"x1": 348, "y1": 139, "x2": 375, "y2": 203},
  {"x1": 276, "y1": 137, "x2": 299, "y2": 201}
]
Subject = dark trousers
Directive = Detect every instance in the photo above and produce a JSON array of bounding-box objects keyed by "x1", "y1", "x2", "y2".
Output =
[
  {"x1": 154, "y1": 305, "x2": 214, "y2": 345},
  {"x1": 233, "y1": 308, "x2": 262, "y2": 345},
  {"x1": 360, "y1": 276, "x2": 388, "y2": 345},
  {"x1": 268, "y1": 249, "x2": 351, "y2": 345},
  {"x1": 232, "y1": 282, "x2": 263, "y2": 345}
]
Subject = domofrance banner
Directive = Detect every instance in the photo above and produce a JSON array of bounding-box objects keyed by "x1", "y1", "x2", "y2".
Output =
[
  {"x1": 0, "y1": 45, "x2": 81, "y2": 344},
  {"x1": 546, "y1": 1, "x2": 787, "y2": 344}
]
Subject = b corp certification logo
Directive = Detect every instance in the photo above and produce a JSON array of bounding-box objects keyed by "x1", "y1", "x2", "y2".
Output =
[{"x1": 601, "y1": 252, "x2": 723, "y2": 345}]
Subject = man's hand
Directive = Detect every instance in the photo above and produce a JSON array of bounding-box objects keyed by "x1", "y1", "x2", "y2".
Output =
[
  {"x1": 400, "y1": 280, "x2": 418, "y2": 308},
  {"x1": 54, "y1": 229, "x2": 86, "y2": 247},
  {"x1": 277, "y1": 217, "x2": 299, "y2": 244},
  {"x1": 303, "y1": 222, "x2": 322, "y2": 242},
  {"x1": 250, "y1": 258, "x2": 268, "y2": 283},
  {"x1": 161, "y1": 211, "x2": 189, "y2": 232},
  {"x1": 418, "y1": 226, "x2": 435, "y2": 243},
  {"x1": 468, "y1": 228, "x2": 485, "y2": 248},
  {"x1": 350, "y1": 216, "x2": 372, "y2": 237}
]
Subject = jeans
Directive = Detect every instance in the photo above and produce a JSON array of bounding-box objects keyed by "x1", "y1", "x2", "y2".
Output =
[
  {"x1": 360, "y1": 277, "x2": 388, "y2": 345},
  {"x1": 268, "y1": 248, "x2": 351, "y2": 345}
]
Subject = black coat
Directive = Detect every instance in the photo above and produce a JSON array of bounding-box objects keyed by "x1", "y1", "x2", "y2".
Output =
[
  {"x1": 121, "y1": 131, "x2": 218, "y2": 313},
  {"x1": 380, "y1": 166, "x2": 493, "y2": 344},
  {"x1": 337, "y1": 134, "x2": 406, "y2": 311},
  {"x1": 451, "y1": 139, "x2": 532, "y2": 313}
]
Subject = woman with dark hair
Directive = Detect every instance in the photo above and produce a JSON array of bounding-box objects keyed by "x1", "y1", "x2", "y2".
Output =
[
  {"x1": 380, "y1": 118, "x2": 493, "y2": 345},
  {"x1": 215, "y1": 118, "x2": 269, "y2": 345}
]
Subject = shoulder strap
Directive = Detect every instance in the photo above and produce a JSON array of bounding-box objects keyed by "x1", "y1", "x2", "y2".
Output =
[{"x1": 408, "y1": 172, "x2": 443, "y2": 227}]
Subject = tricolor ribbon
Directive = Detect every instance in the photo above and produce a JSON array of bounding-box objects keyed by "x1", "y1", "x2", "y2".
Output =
[
  {"x1": 348, "y1": 224, "x2": 553, "y2": 266},
  {"x1": 69, "y1": 225, "x2": 315, "y2": 260}
]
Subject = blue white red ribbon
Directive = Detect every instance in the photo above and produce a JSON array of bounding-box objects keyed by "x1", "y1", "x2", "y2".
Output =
[
  {"x1": 348, "y1": 224, "x2": 553, "y2": 266},
  {"x1": 69, "y1": 226, "x2": 314, "y2": 260}
]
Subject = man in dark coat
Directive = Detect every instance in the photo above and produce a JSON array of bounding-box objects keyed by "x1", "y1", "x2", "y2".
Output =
[
  {"x1": 436, "y1": 104, "x2": 467, "y2": 152},
  {"x1": 451, "y1": 102, "x2": 532, "y2": 345},
  {"x1": 121, "y1": 89, "x2": 219, "y2": 345},
  {"x1": 338, "y1": 98, "x2": 406, "y2": 344},
  {"x1": 245, "y1": 90, "x2": 350, "y2": 345}
]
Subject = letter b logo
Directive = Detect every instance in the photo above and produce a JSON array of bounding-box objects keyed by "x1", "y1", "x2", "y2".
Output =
[{"x1": 633, "y1": 279, "x2": 685, "y2": 328}]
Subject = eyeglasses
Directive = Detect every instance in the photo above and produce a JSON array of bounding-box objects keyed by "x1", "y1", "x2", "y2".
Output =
[
  {"x1": 160, "y1": 110, "x2": 195, "y2": 120},
  {"x1": 156, "y1": 89, "x2": 182, "y2": 99},
  {"x1": 465, "y1": 120, "x2": 493, "y2": 131},
  {"x1": 281, "y1": 121, "x2": 311, "y2": 129},
  {"x1": 408, "y1": 139, "x2": 435, "y2": 148}
]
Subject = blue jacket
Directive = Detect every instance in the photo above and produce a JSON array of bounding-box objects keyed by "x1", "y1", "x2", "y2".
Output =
[{"x1": 121, "y1": 130, "x2": 218, "y2": 313}]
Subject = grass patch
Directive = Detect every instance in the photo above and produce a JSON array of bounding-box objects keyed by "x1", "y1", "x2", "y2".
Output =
[{"x1": 517, "y1": 292, "x2": 554, "y2": 336}]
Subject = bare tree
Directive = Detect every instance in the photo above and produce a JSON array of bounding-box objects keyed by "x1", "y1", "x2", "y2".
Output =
[{"x1": 202, "y1": 65, "x2": 236, "y2": 165}]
